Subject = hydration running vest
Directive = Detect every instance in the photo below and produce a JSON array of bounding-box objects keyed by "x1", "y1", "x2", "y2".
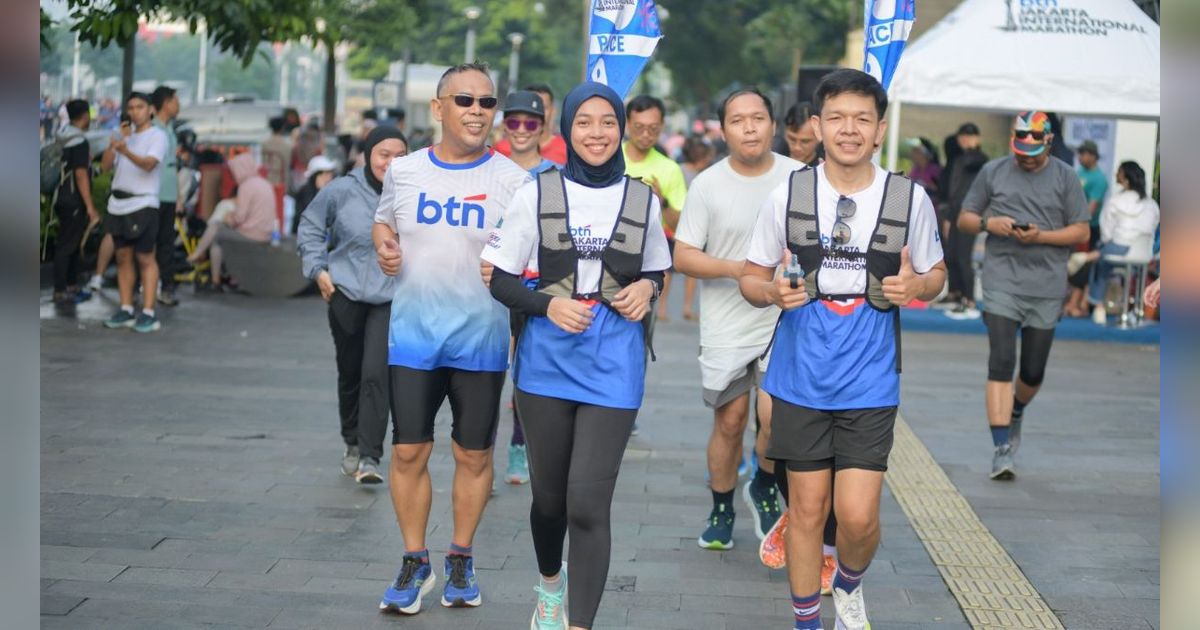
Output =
[
  {"x1": 783, "y1": 167, "x2": 915, "y2": 372},
  {"x1": 533, "y1": 168, "x2": 658, "y2": 359}
]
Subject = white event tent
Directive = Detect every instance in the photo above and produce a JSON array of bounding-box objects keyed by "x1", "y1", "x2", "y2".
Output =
[{"x1": 885, "y1": 0, "x2": 1160, "y2": 169}]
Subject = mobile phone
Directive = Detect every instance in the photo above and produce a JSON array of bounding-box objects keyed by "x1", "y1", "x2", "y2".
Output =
[
  {"x1": 120, "y1": 113, "x2": 131, "y2": 126},
  {"x1": 1011, "y1": 222, "x2": 1031, "y2": 231}
]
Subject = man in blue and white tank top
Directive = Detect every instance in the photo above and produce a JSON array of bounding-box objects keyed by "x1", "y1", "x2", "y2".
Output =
[{"x1": 371, "y1": 63, "x2": 531, "y2": 616}]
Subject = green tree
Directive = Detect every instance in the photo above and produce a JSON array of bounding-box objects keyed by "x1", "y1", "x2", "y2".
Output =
[
  {"x1": 741, "y1": 0, "x2": 850, "y2": 87},
  {"x1": 656, "y1": 0, "x2": 756, "y2": 114},
  {"x1": 64, "y1": 0, "x2": 315, "y2": 97}
]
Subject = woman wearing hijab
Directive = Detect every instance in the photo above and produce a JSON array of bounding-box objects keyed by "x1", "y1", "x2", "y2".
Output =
[
  {"x1": 298, "y1": 126, "x2": 408, "y2": 484},
  {"x1": 481, "y1": 83, "x2": 672, "y2": 630}
]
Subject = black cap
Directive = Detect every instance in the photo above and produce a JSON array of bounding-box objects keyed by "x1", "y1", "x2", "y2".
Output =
[
  {"x1": 503, "y1": 90, "x2": 545, "y2": 119},
  {"x1": 1076, "y1": 139, "x2": 1099, "y2": 156},
  {"x1": 956, "y1": 122, "x2": 981, "y2": 136}
]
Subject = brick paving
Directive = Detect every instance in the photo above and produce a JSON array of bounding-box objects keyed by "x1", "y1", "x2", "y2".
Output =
[{"x1": 39, "y1": 287, "x2": 1157, "y2": 629}]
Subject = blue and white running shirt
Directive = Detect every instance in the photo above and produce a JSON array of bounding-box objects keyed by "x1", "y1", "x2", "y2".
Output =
[
  {"x1": 374, "y1": 148, "x2": 532, "y2": 371},
  {"x1": 746, "y1": 164, "x2": 942, "y2": 410},
  {"x1": 481, "y1": 176, "x2": 672, "y2": 408}
]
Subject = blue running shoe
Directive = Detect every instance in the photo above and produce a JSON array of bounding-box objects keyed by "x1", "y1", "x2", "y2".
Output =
[
  {"x1": 379, "y1": 555, "x2": 436, "y2": 615},
  {"x1": 742, "y1": 479, "x2": 782, "y2": 541},
  {"x1": 104, "y1": 309, "x2": 136, "y2": 329},
  {"x1": 441, "y1": 553, "x2": 482, "y2": 607},
  {"x1": 133, "y1": 311, "x2": 160, "y2": 333},
  {"x1": 697, "y1": 503, "x2": 735, "y2": 550}
]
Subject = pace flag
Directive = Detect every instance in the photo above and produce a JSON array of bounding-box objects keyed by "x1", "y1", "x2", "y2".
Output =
[
  {"x1": 863, "y1": 0, "x2": 915, "y2": 90},
  {"x1": 586, "y1": 0, "x2": 662, "y2": 100}
]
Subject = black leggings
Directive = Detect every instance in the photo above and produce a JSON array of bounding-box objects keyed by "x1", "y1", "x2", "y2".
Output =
[
  {"x1": 327, "y1": 292, "x2": 391, "y2": 459},
  {"x1": 53, "y1": 203, "x2": 89, "y2": 293},
  {"x1": 983, "y1": 311, "x2": 1057, "y2": 386},
  {"x1": 515, "y1": 390, "x2": 637, "y2": 630}
]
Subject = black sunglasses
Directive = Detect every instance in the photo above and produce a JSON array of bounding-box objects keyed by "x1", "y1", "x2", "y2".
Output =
[
  {"x1": 1013, "y1": 130, "x2": 1045, "y2": 141},
  {"x1": 444, "y1": 94, "x2": 498, "y2": 109},
  {"x1": 504, "y1": 117, "x2": 542, "y2": 132},
  {"x1": 832, "y1": 196, "x2": 856, "y2": 246}
]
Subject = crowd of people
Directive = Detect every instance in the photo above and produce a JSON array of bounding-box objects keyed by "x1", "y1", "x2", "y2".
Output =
[{"x1": 44, "y1": 58, "x2": 1161, "y2": 630}]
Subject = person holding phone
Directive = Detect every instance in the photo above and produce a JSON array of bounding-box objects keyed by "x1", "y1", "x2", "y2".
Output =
[
  {"x1": 100, "y1": 92, "x2": 169, "y2": 333},
  {"x1": 956, "y1": 111, "x2": 1090, "y2": 480}
]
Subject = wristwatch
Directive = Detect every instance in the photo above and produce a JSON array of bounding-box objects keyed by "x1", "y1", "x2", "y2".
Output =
[{"x1": 979, "y1": 215, "x2": 988, "y2": 233}]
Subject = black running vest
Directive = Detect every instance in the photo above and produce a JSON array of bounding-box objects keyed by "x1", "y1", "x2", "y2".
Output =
[
  {"x1": 783, "y1": 167, "x2": 915, "y2": 372},
  {"x1": 534, "y1": 169, "x2": 652, "y2": 302}
]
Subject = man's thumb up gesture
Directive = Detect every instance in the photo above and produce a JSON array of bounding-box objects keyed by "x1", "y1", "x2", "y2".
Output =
[{"x1": 881, "y1": 245, "x2": 919, "y2": 306}]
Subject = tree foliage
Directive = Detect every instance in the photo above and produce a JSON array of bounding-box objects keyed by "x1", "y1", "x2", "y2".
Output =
[
  {"x1": 345, "y1": 0, "x2": 587, "y2": 101},
  {"x1": 656, "y1": 0, "x2": 851, "y2": 113},
  {"x1": 64, "y1": 0, "x2": 315, "y2": 67}
]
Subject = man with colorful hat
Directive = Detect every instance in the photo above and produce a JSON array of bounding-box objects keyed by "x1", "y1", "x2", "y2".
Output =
[{"x1": 955, "y1": 111, "x2": 1090, "y2": 480}]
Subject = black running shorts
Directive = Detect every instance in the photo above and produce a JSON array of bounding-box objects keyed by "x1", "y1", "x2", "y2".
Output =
[
  {"x1": 766, "y1": 399, "x2": 897, "y2": 472},
  {"x1": 388, "y1": 365, "x2": 505, "y2": 450}
]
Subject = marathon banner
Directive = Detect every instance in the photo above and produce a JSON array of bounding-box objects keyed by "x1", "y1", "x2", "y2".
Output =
[
  {"x1": 586, "y1": 0, "x2": 663, "y2": 100},
  {"x1": 863, "y1": 0, "x2": 915, "y2": 90}
]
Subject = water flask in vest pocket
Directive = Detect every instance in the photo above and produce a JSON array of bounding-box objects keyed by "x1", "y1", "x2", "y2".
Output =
[{"x1": 787, "y1": 254, "x2": 803, "y2": 289}]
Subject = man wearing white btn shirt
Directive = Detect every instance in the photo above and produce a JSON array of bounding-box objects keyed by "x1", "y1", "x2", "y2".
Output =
[
  {"x1": 740, "y1": 69, "x2": 946, "y2": 630},
  {"x1": 371, "y1": 62, "x2": 531, "y2": 617}
]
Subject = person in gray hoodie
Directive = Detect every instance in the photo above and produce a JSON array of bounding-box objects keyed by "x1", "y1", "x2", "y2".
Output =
[{"x1": 298, "y1": 125, "x2": 408, "y2": 484}]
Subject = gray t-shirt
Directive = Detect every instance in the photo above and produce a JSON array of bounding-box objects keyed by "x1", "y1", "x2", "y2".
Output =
[
  {"x1": 962, "y1": 156, "x2": 1089, "y2": 298},
  {"x1": 675, "y1": 154, "x2": 804, "y2": 349}
]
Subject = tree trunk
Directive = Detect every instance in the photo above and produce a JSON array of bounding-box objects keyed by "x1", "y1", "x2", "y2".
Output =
[
  {"x1": 121, "y1": 35, "x2": 135, "y2": 99},
  {"x1": 323, "y1": 44, "x2": 336, "y2": 135}
]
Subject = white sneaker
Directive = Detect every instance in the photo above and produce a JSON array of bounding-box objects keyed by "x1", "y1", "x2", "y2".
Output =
[
  {"x1": 833, "y1": 586, "x2": 871, "y2": 630},
  {"x1": 1092, "y1": 305, "x2": 1107, "y2": 326},
  {"x1": 87, "y1": 274, "x2": 103, "y2": 292}
]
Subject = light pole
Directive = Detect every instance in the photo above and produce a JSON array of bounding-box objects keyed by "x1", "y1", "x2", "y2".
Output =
[
  {"x1": 507, "y1": 32, "x2": 524, "y2": 93},
  {"x1": 464, "y1": 6, "x2": 482, "y2": 63}
]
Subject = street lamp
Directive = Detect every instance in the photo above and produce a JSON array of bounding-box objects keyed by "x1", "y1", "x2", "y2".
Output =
[
  {"x1": 507, "y1": 32, "x2": 524, "y2": 93},
  {"x1": 464, "y1": 6, "x2": 482, "y2": 63}
]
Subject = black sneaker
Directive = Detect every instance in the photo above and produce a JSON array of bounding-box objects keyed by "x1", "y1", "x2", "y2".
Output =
[
  {"x1": 133, "y1": 311, "x2": 161, "y2": 333},
  {"x1": 158, "y1": 290, "x2": 180, "y2": 307},
  {"x1": 742, "y1": 480, "x2": 782, "y2": 541},
  {"x1": 697, "y1": 504, "x2": 735, "y2": 550}
]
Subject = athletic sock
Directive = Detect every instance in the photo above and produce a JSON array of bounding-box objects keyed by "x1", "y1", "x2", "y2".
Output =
[
  {"x1": 142, "y1": 308, "x2": 155, "y2": 317},
  {"x1": 539, "y1": 572, "x2": 564, "y2": 591},
  {"x1": 120, "y1": 304, "x2": 135, "y2": 314},
  {"x1": 448, "y1": 543, "x2": 472, "y2": 557},
  {"x1": 751, "y1": 465, "x2": 776, "y2": 492},
  {"x1": 823, "y1": 544, "x2": 836, "y2": 557},
  {"x1": 990, "y1": 425, "x2": 1011, "y2": 447},
  {"x1": 1011, "y1": 397, "x2": 1027, "y2": 421},
  {"x1": 832, "y1": 560, "x2": 867, "y2": 594},
  {"x1": 404, "y1": 548, "x2": 430, "y2": 564},
  {"x1": 792, "y1": 590, "x2": 823, "y2": 629},
  {"x1": 712, "y1": 488, "x2": 735, "y2": 512}
]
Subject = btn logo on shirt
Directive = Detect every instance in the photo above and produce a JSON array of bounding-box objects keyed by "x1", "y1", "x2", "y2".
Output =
[{"x1": 417, "y1": 193, "x2": 487, "y2": 229}]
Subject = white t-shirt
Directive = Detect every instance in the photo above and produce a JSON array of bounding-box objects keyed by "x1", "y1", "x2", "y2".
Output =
[
  {"x1": 747, "y1": 163, "x2": 942, "y2": 288},
  {"x1": 675, "y1": 154, "x2": 805, "y2": 349},
  {"x1": 374, "y1": 147, "x2": 532, "y2": 371},
  {"x1": 108, "y1": 125, "x2": 168, "y2": 216},
  {"x1": 482, "y1": 176, "x2": 673, "y2": 290}
]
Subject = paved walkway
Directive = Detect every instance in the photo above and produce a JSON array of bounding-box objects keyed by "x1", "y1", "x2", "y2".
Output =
[{"x1": 40, "y1": 287, "x2": 1158, "y2": 629}]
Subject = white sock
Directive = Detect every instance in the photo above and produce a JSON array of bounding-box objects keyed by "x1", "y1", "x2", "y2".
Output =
[
  {"x1": 823, "y1": 544, "x2": 836, "y2": 557},
  {"x1": 120, "y1": 304, "x2": 134, "y2": 314},
  {"x1": 142, "y1": 308, "x2": 156, "y2": 317},
  {"x1": 540, "y1": 573, "x2": 563, "y2": 591}
]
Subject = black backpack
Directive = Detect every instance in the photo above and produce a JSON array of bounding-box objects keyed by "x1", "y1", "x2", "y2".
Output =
[{"x1": 39, "y1": 137, "x2": 68, "y2": 197}]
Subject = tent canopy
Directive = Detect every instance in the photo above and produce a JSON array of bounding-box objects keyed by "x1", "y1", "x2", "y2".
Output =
[{"x1": 890, "y1": 0, "x2": 1159, "y2": 119}]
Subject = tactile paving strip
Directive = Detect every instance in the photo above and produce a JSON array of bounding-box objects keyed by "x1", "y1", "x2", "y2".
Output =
[{"x1": 886, "y1": 414, "x2": 1065, "y2": 630}]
